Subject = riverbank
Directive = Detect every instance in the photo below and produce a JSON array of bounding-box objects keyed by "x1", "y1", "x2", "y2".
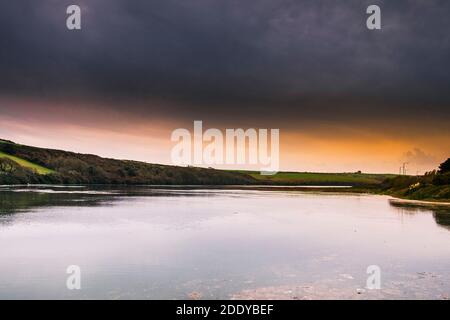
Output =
[
  {"x1": 1, "y1": 139, "x2": 449, "y2": 202},
  {"x1": 389, "y1": 197, "x2": 450, "y2": 207}
]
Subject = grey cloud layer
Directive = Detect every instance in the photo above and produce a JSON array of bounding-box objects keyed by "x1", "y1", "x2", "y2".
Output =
[{"x1": 0, "y1": 0, "x2": 449, "y2": 124}]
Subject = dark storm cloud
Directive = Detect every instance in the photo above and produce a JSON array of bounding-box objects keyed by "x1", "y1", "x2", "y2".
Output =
[{"x1": 0, "y1": 0, "x2": 449, "y2": 124}]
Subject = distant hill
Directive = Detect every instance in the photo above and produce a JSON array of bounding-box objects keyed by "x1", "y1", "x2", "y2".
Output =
[
  {"x1": 0, "y1": 139, "x2": 402, "y2": 187},
  {"x1": 0, "y1": 139, "x2": 256, "y2": 185}
]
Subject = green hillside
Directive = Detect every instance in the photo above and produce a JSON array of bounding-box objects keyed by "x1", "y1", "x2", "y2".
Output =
[
  {"x1": 0, "y1": 138, "x2": 415, "y2": 189},
  {"x1": 379, "y1": 159, "x2": 450, "y2": 201},
  {"x1": 2, "y1": 138, "x2": 447, "y2": 201},
  {"x1": 0, "y1": 139, "x2": 256, "y2": 185},
  {"x1": 0, "y1": 151, "x2": 54, "y2": 175},
  {"x1": 1, "y1": 137, "x2": 447, "y2": 202}
]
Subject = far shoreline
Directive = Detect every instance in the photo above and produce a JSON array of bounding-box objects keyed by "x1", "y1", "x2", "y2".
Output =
[{"x1": 2, "y1": 183, "x2": 450, "y2": 207}]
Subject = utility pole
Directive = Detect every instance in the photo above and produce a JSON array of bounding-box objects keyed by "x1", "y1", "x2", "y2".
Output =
[{"x1": 402, "y1": 162, "x2": 408, "y2": 175}]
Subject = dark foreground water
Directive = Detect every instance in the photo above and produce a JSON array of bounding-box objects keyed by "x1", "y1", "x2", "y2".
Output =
[{"x1": 0, "y1": 185, "x2": 449, "y2": 300}]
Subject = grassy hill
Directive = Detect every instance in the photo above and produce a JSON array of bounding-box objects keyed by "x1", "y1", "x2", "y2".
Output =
[
  {"x1": 0, "y1": 139, "x2": 256, "y2": 185},
  {"x1": 0, "y1": 138, "x2": 401, "y2": 187},
  {"x1": 379, "y1": 162, "x2": 450, "y2": 201},
  {"x1": 0, "y1": 151, "x2": 54, "y2": 175}
]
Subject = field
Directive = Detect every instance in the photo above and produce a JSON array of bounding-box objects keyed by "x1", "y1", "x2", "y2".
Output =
[
  {"x1": 0, "y1": 151, "x2": 54, "y2": 175},
  {"x1": 242, "y1": 171, "x2": 397, "y2": 186}
]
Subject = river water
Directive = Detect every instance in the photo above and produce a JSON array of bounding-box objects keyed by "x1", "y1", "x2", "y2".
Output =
[{"x1": 0, "y1": 186, "x2": 449, "y2": 299}]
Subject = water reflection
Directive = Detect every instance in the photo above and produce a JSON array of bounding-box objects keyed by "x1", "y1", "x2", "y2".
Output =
[
  {"x1": 2, "y1": 186, "x2": 449, "y2": 230},
  {"x1": 388, "y1": 200, "x2": 450, "y2": 230},
  {"x1": 0, "y1": 185, "x2": 224, "y2": 215},
  {"x1": 0, "y1": 186, "x2": 449, "y2": 299}
]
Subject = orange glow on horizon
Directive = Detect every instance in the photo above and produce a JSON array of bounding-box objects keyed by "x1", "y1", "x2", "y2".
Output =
[{"x1": 1, "y1": 98, "x2": 448, "y2": 174}]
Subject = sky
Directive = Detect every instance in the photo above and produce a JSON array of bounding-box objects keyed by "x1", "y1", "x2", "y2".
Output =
[{"x1": 0, "y1": 0, "x2": 449, "y2": 173}]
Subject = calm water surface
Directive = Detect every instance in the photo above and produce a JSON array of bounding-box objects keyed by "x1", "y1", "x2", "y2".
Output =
[{"x1": 0, "y1": 186, "x2": 449, "y2": 299}]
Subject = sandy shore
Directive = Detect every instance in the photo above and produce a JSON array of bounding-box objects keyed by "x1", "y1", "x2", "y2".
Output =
[{"x1": 389, "y1": 197, "x2": 450, "y2": 207}]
